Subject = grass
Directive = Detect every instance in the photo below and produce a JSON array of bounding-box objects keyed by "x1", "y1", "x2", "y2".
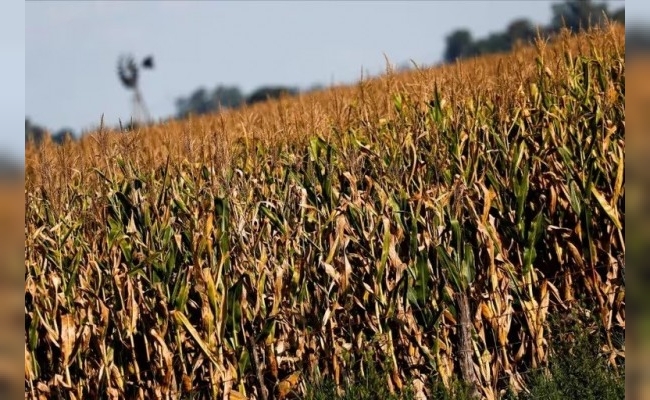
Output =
[
  {"x1": 521, "y1": 313, "x2": 625, "y2": 400},
  {"x1": 304, "y1": 311, "x2": 624, "y2": 399}
]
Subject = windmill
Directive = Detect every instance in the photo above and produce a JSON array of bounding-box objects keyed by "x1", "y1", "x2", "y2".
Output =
[{"x1": 117, "y1": 54, "x2": 154, "y2": 128}]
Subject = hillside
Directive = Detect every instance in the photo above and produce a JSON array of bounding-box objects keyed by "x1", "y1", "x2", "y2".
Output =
[{"x1": 25, "y1": 24, "x2": 625, "y2": 400}]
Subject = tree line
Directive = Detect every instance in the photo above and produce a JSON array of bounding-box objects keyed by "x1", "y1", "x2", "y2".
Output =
[
  {"x1": 174, "y1": 85, "x2": 304, "y2": 120},
  {"x1": 25, "y1": 84, "x2": 320, "y2": 146},
  {"x1": 443, "y1": 0, "x2": 625, "y2": 63}
]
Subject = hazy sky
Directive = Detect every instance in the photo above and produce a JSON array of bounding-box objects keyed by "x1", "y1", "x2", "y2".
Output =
[{"x1": 21, "y1": 0, "x2": 629, "y2": 161}]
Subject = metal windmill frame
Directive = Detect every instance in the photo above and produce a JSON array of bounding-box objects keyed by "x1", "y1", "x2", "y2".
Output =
[{"x1": 117, "y1": 54, "x2": 153, "y2": 127}]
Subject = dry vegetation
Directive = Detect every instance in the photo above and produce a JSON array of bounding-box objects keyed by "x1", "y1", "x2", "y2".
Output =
[{"x1": 25, "y1": 24, "x2": 625, "y2": 400}]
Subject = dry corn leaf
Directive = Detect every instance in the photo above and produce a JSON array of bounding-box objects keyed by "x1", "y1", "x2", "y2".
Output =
[
  {"x1": 229, "y1": 390, "x2": 248, "y2": 400},
  {"x1": 59, "y1": 313, "x2": 76, "y2": 367},
  {"x1": 276, "y1": 371, "x2": 301, "y2": 400}
]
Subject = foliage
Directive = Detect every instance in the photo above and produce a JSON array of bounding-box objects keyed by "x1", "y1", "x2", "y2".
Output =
[
  {"x1": 305, "y1": 311, "x2": 624, "y2": 399},
  {"x1": 443, "y1": 0, "x2": 625, "y2": 63},
  {"x1": 444, "y1": 29, "x2": 474, "y2": 63},
  {"x1": 175, "y1": 85, "x2": 245, "y2": 119},
  {"x1": 521, "y1": 311, "x2": 625, "y2": 400},
  {"x1": 174, "y1": 84, "x2": 299, "y2": 119},
  {"x1": 549, "y1": 0, "x2": 610, "y2": 33},
  {"x1": 304, "y1": 352, "x2": 416, "y2": 400},
  {"x1": 25, "y1": 118, "x2": 47, "y2": 145},
  {"x1": 24, "y1": 24, "x2": 625, "y2": 400},
  {"x1": 246, "y1": 86, "x2": 299, "y2": 106},
  {"x1": 25, "y1": 119, "x2": 76, "y2": 146},
  {"x1": 52, "y1": 128, "x2": 76, "y2": 144}
]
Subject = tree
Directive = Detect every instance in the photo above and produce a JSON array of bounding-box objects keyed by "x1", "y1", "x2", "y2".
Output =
[
  {"x1": 25, "y1": 119, "x2": 77, "y2": 146},
  {"x1": 246, "y1": 86, "x2": 298, "y2": 106},
  {"x1": 440, "y1": 1, "x2": 624, "y2": 65},
  {"x1": 611, "y1": 7, "x2": 624, "y2": 25},
  {"x1": 187, "y1": 87, "x2": 212, "y2": 115},
  {"x1": 176, "y1": 85, "x2": 245, "y2": 118},
  {"x1": 471, "y1": 32, "x2": 510, "y2": 56},
  {"x1": 506, "y1": 18, "x2": 537, "y2": 47},
  {"x1": 175, "y1": 87, "x2": 211, "y2": 118},
  {"x1": 211, "y1": 85, "x2": 244, "y2": 111},
  {"x1": 52, "y1": 128, "x2": 76, "y2": 144},
  {"x1": 550, "y1": 0, "x2": 609, "y2": 33},
  {"x1": 443, "y1": 29, "x2": 475, "y2": 63},
  {"x1": 25, "y1": 118, "x2": 46, "y2": 145},
  {"x1": 305, "y1": 83, "x2": 326, "y2": 93}
]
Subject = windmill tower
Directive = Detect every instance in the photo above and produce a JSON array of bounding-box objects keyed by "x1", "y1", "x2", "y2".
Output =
[{"x1": 117, "y1": 54, "x2": 154, "y2": 128}]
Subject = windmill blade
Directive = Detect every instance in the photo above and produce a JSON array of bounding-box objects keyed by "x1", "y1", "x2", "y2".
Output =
[{"x1": 117, "y1": 54, "x2": 138, "y2": 89}]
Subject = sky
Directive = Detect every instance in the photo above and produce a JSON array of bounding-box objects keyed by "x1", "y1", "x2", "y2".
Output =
[{"x1": 18, "y1": 0, "x2": 630, "y2": 163}]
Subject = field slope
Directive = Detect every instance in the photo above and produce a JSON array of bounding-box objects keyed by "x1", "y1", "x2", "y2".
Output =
[{"x1": 25, "y1": 25, "x2": 625, "y2": 400}]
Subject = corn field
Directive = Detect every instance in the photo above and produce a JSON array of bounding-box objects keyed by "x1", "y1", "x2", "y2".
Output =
[{"x1": 25, "y1": 24, "x2": 625, "y2": 400}]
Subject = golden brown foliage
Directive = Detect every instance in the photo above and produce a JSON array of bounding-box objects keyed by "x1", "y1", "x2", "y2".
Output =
[{"x1": 25, "y1": 24, "x2": 624, "y2": 399}]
